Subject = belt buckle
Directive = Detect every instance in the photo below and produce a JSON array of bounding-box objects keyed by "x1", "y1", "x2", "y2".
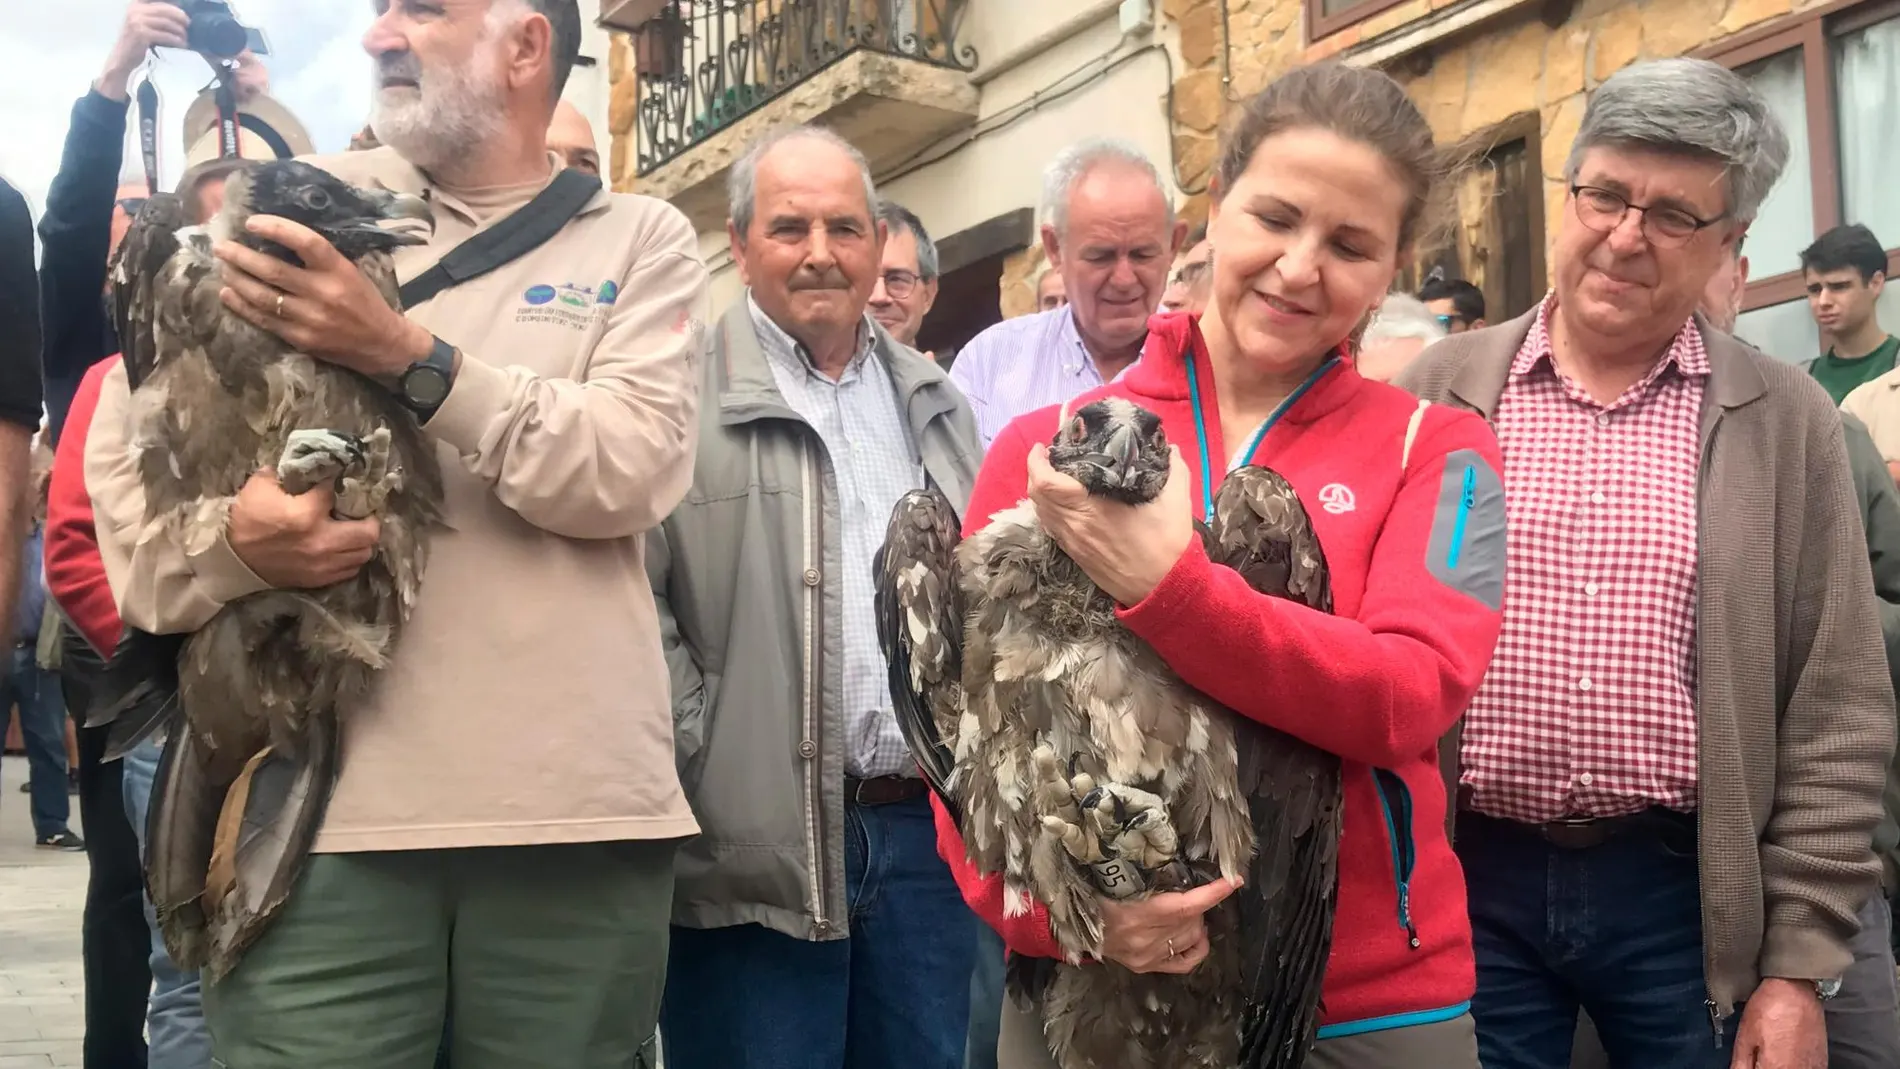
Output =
[
  {"x1": 849, "y1": 775, "x2": 897, "y2": 806},
  {"x1": 1542, "y1": 815, "x2": 1603, "y2": 850}
]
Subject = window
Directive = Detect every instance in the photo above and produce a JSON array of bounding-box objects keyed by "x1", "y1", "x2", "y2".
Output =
[
  {"x1": 1706, "y1": 0, "x2": 1900, "y2": 363},
  {"x1": 1397, "y1": 116, "x2": 1549, "y2": 324},
  {"x1": 1307, "y1": 0, "x2": 1412, "y2": 42}
]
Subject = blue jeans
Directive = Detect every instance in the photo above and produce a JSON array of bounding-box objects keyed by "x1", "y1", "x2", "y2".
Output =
[
  {"x1": 6, "y1": 645, "x2": 71, "y2": 838},
  {"x1": 963, "y1": 925, "x2": 1006, "y2": 1069},
  {"x1": 662, "y1": 793, "x2": 977, "y2": 1069},
  {"x1": 1457, "y1": 811, "x2": 1729, "y2": 1069},
  {"x1": 122, "y1": 737, "x2": 214, "y2": 1069}
]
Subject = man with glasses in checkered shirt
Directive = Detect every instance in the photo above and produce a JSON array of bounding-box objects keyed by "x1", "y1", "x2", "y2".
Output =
[{"x1": 1400, "y1": 58, "x2": 1894, "y2": 1069}]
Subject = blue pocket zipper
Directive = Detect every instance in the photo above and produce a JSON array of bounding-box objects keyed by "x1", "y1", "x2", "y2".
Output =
[
  {"x1": 1373, "y1": 768, "x2": 1421, "y2": 950},
  {"x1": 1446, "y1": 464, "x2": 1475, "y2": 570}
]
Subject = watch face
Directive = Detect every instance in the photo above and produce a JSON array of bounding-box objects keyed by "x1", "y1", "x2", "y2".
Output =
[{"x1": 405, "y1": 366, "x2": 452, "y2": 408}]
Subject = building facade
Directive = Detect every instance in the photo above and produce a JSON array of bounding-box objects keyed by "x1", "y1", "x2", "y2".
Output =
[{"x1": 601, "y1": 0, "x2": 1897, "y2": 359}]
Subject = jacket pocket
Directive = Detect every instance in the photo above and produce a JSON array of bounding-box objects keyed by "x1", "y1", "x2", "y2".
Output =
[
  {"x1": 1425, "y1": 449, "x2": 1506, "y2": 611},
  {"x1": 674, "y1": 669, "x2": 719, "y2": 796},
  {"x1": 1373, "y1": 767, "x2": 1421, "y2": 950}
]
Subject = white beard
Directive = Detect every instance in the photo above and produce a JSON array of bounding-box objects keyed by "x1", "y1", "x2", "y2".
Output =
[{"x1": 370, "y1": 53, "x2": 506, "y2": 175}]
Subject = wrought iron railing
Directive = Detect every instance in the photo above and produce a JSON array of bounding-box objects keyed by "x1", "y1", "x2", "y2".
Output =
[{"x1": 630, "y1": 0, "x2": 978, "y2": 175}]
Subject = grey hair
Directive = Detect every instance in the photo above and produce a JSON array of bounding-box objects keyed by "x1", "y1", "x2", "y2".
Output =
[
  {"x1": 1041, "y1": 138, "x2": 1174, "y2": 236},
  {"x1": 878, "y1": 201, "x2": 940, "y2": 279},
  {"x1": 727, "y1": 124, "x2": 879, "y2": 238},
  {"x1": 1362, "y1": 293, "x2": 1448, "y2": 346},
  {"x1": 1565, "y1": 58, "x2": 1790, "y2": 225}
]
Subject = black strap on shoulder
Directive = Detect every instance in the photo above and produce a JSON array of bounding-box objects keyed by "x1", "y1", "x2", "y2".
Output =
[{"x1": 399, "y1": 168, "x2": 602, "y2": 310}]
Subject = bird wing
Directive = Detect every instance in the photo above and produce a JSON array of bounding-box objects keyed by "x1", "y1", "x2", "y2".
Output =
[
  {"x1": 106, "y1": 194, "x2": 189, "y2": 391},
  {"x1": 874, "y1": 487, "x2": 965, "y2": 819},
  {"x1": 1207, "y1": 465, "x2": 1345, "y2": 1069}
]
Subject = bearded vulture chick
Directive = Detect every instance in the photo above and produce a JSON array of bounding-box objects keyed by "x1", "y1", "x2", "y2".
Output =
[
  {"x1": 876, "y1": 398, "x2": 1343, "y2": 1069},
  {"x1": 104, "y1": 160, "x2": 443, "y2": 980}
]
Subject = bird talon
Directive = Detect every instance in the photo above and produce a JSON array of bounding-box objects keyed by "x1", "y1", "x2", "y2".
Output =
[{"x1": 277, "y1": 430, "x2": 366, "y2": 495}]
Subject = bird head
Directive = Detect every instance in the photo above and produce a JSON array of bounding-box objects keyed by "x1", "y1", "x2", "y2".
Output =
[
  {"x1": 1046, "y1": 398, "x2": 1172, "y2": 505},
  {"x1": 225, "y1": 160, "x2": 432, "y2": 261}
]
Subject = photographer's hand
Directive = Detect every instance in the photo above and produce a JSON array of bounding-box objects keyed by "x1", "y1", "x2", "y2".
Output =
[
  {"x1": 97, "y1": 0, "x2": 190, "y2": 102},
  {"x1": 227, "y1": 49, "x2": 269, "y2": 102}
]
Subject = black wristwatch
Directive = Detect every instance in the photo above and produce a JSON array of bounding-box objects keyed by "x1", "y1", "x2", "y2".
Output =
[{"x1": 397, "y1": 336, "x2": 457, "y2": 420}]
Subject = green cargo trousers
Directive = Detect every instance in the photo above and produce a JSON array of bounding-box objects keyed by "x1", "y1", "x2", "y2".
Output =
[{"x1": 202, "y1": 840, "x2": 676, "y2": 1069}]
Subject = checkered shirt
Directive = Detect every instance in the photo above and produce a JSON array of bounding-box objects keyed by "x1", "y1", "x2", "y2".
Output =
[
  {"x1": 749, "y1": 296, "x2": 925, "y2": 779},
  {"x1": 1460, "y1": 298, "x2": 1708, "y2": 824}
]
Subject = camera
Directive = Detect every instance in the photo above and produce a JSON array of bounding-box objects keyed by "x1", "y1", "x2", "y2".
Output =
[{"x1": 165, "y1": 0, "x2": 267, "y2": 59}]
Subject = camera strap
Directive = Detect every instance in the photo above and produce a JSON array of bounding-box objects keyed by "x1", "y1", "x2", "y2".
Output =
[
  {"x1": 136, "y1": 74, "x2": 161, "y2": 196},
  {"x1": 214, "y1": 70, "x2": 241, "y2": 160}
]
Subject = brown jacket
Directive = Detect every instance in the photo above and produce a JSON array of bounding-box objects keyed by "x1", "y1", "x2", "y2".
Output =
[
  {"x1": 1397, "y1": 308, "x2": 1895, "y2": 1016},
  {"x1": 86, "y1": 148, "x2": 708, "y2": 852}
]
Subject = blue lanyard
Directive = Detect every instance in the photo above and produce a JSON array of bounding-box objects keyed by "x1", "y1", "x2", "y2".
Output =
[{"x1": 1183, "y1": 351, "x2": 1339, "y2": 522}]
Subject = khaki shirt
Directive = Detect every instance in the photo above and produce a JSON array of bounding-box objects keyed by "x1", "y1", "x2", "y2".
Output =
[
  {"x1": 1843, "y1": 366, "x2": 1900, "y2": 464},
  {"x1": 86, "y1": 148, "x2": 708, "y2": 852}
]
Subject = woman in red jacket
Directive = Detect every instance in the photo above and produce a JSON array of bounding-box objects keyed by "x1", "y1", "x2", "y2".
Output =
[{"x1": 939, "y1": 63, "x2": 1508, "y2": 1069}]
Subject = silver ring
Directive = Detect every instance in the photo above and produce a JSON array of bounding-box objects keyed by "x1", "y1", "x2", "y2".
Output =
[
  {"x1": 1166, "y1": 938, "x2": 1177, "y2": 959},
  {"x1": 275, "y1": 293, "x2": 286, "y2": 318}
]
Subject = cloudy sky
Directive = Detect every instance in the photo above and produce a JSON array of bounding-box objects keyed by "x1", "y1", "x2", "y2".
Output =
[{"x1": 0, "y1": 1, "x2": 376, "y2": 223}]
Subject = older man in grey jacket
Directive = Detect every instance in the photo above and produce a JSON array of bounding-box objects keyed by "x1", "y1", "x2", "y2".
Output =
[{"x1": 649, "y1": 124, "x2": 982, "y2": 1069}]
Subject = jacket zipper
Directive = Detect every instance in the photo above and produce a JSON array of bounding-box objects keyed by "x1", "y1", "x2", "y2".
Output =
[
  {"x1": 799, "y1": 443, "x2": 829, "y2": 934},
  {"x1": 1447, "y1": 464, "x2": 1476, "y2": 569},
  {"x1": 1373, "y1": 768, "x2": 1421, "y2": 949}
]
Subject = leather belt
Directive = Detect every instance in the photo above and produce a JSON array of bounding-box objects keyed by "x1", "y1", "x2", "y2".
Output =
[
  {"x1": 1463, "y1": 807, "x2": 1695, "y2": 852},
  {"x1": 846, "y1": 775, "x2": 928, "y2": 806}
]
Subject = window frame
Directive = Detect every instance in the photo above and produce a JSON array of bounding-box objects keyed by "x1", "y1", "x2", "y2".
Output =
[
  {"x1": 1306, "y1": 0, "x2": 1414, "y2": 43},
  {"x1": 1702, "y1": 0, "x2": 1900, "y2": 312}
]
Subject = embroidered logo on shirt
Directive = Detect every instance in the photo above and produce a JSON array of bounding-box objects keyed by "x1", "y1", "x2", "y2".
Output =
[
  {"x1": 517, "y1": 283, "x2": 610, "y2": 330},
  {"x1": 1317, "y1": 483, "x2": 1356, "y2": 514}
]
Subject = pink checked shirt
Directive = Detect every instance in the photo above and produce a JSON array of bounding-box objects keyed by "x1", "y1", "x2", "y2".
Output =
[{"x1": 1460, "y1": 299, "x2": 1707, "y2": 824}]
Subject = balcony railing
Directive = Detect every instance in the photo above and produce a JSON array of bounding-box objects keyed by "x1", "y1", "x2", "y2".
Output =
[{"x1": 630, "y1": 0, "x2": 979, "y2": 175}]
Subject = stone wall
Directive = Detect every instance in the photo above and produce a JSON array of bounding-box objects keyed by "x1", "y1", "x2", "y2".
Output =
[{"x1": 1166, "y1": 0, "x2": 1814, "y2": 267}]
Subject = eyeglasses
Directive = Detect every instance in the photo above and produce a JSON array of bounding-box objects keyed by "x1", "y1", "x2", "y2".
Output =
[
  {"x1": 1434, "y1": 313, "x2": 1464, "y2": 329},
  {"x1": 879, "y1": 269, "x2": 921, "y2": 299},
  {"x1": 1570, "y1": 185, "x2": 1724, "y2": 248},
  {"x1": 116, "y1": 197, "x2": 147, "y2": 216}
]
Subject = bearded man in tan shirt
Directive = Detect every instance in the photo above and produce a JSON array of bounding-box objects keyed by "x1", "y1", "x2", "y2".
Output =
[{"x1": 82, "y1": 2, "x2": 706, "y2": 1066}]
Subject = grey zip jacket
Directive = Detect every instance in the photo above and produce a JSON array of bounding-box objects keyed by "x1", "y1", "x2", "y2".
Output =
[{"x1": 649, "y1": 301, "x2": 982, "y2": 939}]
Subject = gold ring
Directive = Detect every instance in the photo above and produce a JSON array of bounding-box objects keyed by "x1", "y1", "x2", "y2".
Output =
[
  {"x1": 275, "y1": 293, "x2": 286, "y2": 318},
  {"x1": 1166, "y1": 938, "x2": 1177, "y2": 959}
]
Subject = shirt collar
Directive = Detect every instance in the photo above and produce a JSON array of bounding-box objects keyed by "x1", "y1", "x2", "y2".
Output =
[
  {"x1": 747, "y1": 292, "x2": 876, "y2": 382},
  {"x1": 1512, "y1": 293, "x2": 1712, "y2": 383},
  {"x1": 1056, "y1": 310, "x2": 1097, "y2": 380}
]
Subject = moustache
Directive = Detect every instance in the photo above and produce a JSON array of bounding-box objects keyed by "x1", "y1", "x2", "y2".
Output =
[
  {"x1": 378, "y1": 53, "x2": 424, "y2": 86},
  {"x1": 788, "y1": 273, "x2": 851, "y2": 292}
]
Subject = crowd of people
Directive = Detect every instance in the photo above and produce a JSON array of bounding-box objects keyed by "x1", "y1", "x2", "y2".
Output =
[{"x1": 0, "y1": 1, "x2": 1897, "y2": 1069}]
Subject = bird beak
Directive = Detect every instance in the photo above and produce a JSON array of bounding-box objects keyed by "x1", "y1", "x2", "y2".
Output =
[
  {"x1": 349, "y1": 188, "x2": 433, "y2": 246},
  {"x1": 1102, "y1": 423, "x2": 1139, "y2": 486}
]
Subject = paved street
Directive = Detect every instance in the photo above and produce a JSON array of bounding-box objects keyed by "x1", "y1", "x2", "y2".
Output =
[{"x1": 0, "y1": 754, "x2": 88, "y2": 1068}]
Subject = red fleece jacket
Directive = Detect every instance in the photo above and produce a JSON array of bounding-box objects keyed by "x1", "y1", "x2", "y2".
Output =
[
  {"x1": 934, "y1": 313, "x2": 1507, "y2": 1034},
  {"x1": 45, "y1": 356, "x2": 121, "y2": 656}
]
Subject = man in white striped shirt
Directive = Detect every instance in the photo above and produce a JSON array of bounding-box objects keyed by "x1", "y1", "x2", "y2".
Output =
[{"x1": 949, "y1": 139, "x2": 1185, "y2": 449}]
